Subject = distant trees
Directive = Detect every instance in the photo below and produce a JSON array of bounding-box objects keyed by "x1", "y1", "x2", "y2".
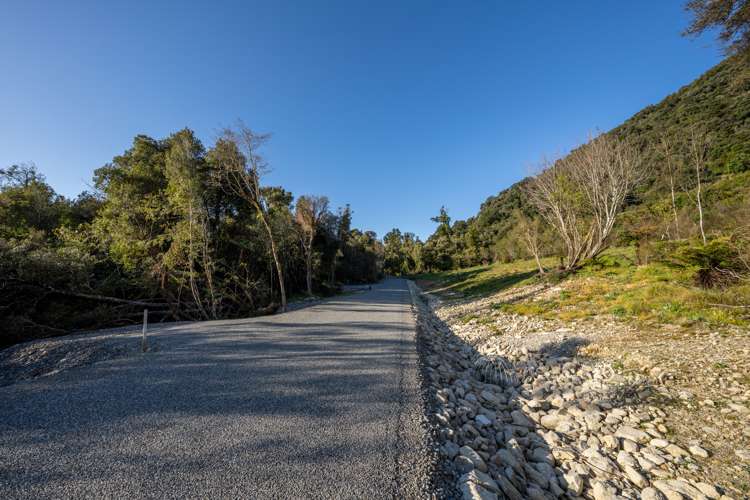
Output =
[
  {"x1": 422, "y1": 207, "x2": 455, "y2": 271},
  {"x1": 685, "y1": 0, "x2": 750, "y2": 55},
  {"x1": 383, "y1": 228, "x2": 423, "y2": 275},
  {"x1": 295, "y1": 195, "x2": 329, "y2": 296},
  {"x1": 328, "y1": 205, "x2": 352, "y2": 286}
]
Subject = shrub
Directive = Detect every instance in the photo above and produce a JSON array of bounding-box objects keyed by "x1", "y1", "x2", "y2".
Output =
[{"x1": 673, "y1": 235, "x2": 750, "y2": 288}]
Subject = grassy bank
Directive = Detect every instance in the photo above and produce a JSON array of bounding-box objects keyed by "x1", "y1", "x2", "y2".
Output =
[{"x1": 414, "y1": 247, "x2": 749, "y2": 328}]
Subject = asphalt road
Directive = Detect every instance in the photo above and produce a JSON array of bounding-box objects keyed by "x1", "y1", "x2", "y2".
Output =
[{"x1": 0, "y1": 278, "x2": 432, "y2": 499}]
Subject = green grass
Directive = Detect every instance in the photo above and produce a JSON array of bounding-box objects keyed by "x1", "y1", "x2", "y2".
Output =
[
  {"x1": 415, "y1": 247, "x2": 749, "y2": 328},
  {"x1": 414, "y1": 257, "x2": 551, "y2": 297}
]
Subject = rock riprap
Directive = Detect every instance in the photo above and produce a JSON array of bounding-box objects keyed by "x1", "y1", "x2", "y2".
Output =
[{"x1": 409, "y1": 282, "x2": 735, "y2": 500}]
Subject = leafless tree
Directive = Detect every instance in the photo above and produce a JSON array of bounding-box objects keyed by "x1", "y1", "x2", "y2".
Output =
[
  {"x1": 686, "y1": 127, "x2": 711, "y2": 245},
  {"x1": 295, "y1": 195, "x2": 329, "y2": 296},
  {"x1": 212, "y1": 123, "x2": 288, "y2": 312},
  {"x1": 659, "y1": 135, "x2": 681, "y2": 239},
  {"x1": 518, "y1": 215, "x2": 545, "y2": 274},
  {"x1": 526, "y1": 134, "x2": 644, "y2": 269}
]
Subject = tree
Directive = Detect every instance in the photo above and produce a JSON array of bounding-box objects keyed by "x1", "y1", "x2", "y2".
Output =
[
  {"x1": 518, "y1": 215, "x2": 545, "y2": 274},
  {"x1": 164, "y1": 129, "x2": 217, "y2": 319},
  {"x1": 686, "y1": 127, "x2": 712, "y2": 244},
  {"x1": 431, "y1": 206, "x2": 451, "y2": 236},
  {"x1": 684, "y1": 0, "x2": 750, "y2": 55},
  {"x1": 2, "y1": 129, "x2": 384, "y2": 348},
  {"x1": 295, "y1": 195, "x2": 329, "y2": 295},
  {"x1": 211, "y1": 124, "x2": 288, "y2": 312},
  {"x1": 659, "y1": 135, "x2": 681, "y2": 239},
  {"x1": 0, "y1": 163, "x2": 66, "y2": 238},
  {"x1": 383, "y1": 228, "x2": 404, "y2": 275},
  {"x1": 328, "y1": 205, "x2": 351, "y2": 286},
  {"x1": 526, "y1": 134, "x2": 644, "y2": 269}
]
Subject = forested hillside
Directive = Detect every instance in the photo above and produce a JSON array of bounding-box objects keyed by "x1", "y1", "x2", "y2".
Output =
[
  {"x1": 0, "y1": 125, "x2": 383, "y2": 348},
  {"x1": 384, "y1": 55, "x2": 750, "y2": 273}
]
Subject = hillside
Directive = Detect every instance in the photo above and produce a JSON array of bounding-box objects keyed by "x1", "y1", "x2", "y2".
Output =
[
  {"x1": 415, "y1": 249, "x2": 750, "y2": 496},
  {"x1": 433, "y1": 55, "x2": 750, "y2": 266}
]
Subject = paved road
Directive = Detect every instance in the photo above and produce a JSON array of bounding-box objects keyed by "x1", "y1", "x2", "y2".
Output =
[{"x1": 0, "y1": 278, "x2": 431, "y2": 499}]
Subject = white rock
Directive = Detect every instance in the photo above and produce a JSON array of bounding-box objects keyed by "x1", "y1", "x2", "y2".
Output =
[
  {"x1": 623, "y1": 464, "x2": 647, "y2": 488},
  {"x1": 615, "y1": 426, "x2": 650, "y2": 444},
  {"x1": 591, "y1": 480, "x2": 619, "y2": 500},
  {"x1": 601, "y1": 434, "x2": 619, "y2": 450},
  {"x1": 459, "y1": 471, "x2": 499, "y2": 500},
  {"x1": 695, "y1": 482, "x2": 721, "y2": 499},
  {"x1": 539, "y1": 414, "x2": 559, "y2": 430},
  {"x1": 689, "y1": 444, "x2": 709, "y2": 458},
  {"x1": 562, "y1": 472, "x2": 584, "y2": 495},
  {"x1": 664, "y1": 443, "x2": 689, "y2": 458},
  {"x1": 641, "y1": 486, "x2": 666, "y2": 500},
  {"x1": 649, "y1": 438, "x2": 669, "y2": 448},
  {"x1": 654, "y1": 479, "x2": 709, "y2": 500},
  {"x1": 616, "y1": 450, "x2": 637, "y2": 468}
]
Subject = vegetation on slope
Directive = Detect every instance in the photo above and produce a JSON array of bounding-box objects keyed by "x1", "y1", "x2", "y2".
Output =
[
  {"x1": 417, "y1": 247, "x2": 749, "y2": 329},
  {"x1": 385, "y1": 55, "x2": 750, "y2": 275}
]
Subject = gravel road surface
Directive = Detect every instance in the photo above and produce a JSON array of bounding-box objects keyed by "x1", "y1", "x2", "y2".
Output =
[{"x1": 0, "y1": 278, "x2": 433, "y2": 499}]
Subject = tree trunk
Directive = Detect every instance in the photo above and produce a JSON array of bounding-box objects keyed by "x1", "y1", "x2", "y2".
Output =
[
  {"x1": 669, "y1": 174, "x2": 680, "y2": 239},
  {"x1": 48, "y1": 288, "x2": 168, "y2": 308},
  {"x1": 696, "y1": 166, "x2": 706, "y2": 244},
  {"x1": 259, "y1": 213, "x2": 286, "y2": 312},
  {"x1": 533, "y1": 252, "x2": 545, "y2": 274},
  {"x1": 330, "y1": 254, "x2": 337, "y2": 288},
  {"x1": 306, "y1": 254, "x2": 313, "y2": 296}
]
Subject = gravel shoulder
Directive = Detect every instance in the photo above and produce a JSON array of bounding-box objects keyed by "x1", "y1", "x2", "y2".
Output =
[{"x1": 1, "y1": 278, "x2": 435, "y2": 499}]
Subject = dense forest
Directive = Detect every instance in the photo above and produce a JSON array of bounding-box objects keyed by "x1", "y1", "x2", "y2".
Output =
[
  {"x1": 384, "y1": 55, "x2": 750, "y2": 283},
  {"x1": 0, "y1": 125, "x2": 383, "y2": 348}
]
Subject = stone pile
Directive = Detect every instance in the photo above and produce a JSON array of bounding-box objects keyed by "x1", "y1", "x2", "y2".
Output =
[{"x1": 409, "y1": 283, "x2": 735, "y2": 500}]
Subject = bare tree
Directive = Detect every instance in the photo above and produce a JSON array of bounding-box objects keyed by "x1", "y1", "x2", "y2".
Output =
[
  {"x1": 518, "y1": 215, "x2": 545, "y2": 274},
  {"x1": 295, "y1": 195, "x2": 329, "y2": 296},
  {"x1": 212, "y1": 123, "x2": 288, "y2": 312},
  {"x1": 686, "y1": 127, "x2": 711, "y2": 245},
  {"x1": 659, "y1": 135, "x2": 681, "y2": 239},
  {"x1": 526, "y1": 134, "x2": 644, "y2": 269}
]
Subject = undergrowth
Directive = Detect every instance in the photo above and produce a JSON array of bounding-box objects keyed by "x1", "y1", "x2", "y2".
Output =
[{"x1": 415, "y1": 247, "x2": 749, "y2": 328}]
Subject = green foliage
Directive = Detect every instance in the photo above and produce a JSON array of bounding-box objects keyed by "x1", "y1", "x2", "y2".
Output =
[
  {"x1": 383, "y1": 228, "x2": 423, "y2": 275},
  {"x1": 420, "y1": 247, "x2": 749, "y2": 328},
  {"x1": 673, "y1": 235, "x2": 750, "y2": 288},
  {"x1": 1, "y1": 130, "x2": 383, "y2": 348}
]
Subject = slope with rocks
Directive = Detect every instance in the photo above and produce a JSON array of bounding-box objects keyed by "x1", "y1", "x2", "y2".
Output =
[{"x1": 411, "y1": 280, "x2": 749, "y2": 499}]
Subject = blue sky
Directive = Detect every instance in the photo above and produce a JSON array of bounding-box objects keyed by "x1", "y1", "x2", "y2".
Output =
[{"x1": 1, "y1": 1, "x2": 721, "y2": 240}]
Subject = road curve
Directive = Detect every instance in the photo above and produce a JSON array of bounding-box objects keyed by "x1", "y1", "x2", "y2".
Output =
[{"x1": 0, "y1": 278, "x2": 432, "y2": 499}]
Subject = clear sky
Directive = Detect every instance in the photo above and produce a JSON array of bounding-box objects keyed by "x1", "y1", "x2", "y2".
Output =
[{"x1": 1, "y1": 1, "x2": 721, "y2": 240}]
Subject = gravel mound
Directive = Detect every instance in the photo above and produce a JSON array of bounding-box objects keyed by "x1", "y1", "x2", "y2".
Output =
[{"x1": 0, "y1": 328, "x2": 141, "y2": 387}]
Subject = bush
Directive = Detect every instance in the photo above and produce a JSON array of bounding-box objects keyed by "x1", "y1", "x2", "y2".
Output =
[{"x1": 673, "y1": 236, "x2": 750, "y2": 288}]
